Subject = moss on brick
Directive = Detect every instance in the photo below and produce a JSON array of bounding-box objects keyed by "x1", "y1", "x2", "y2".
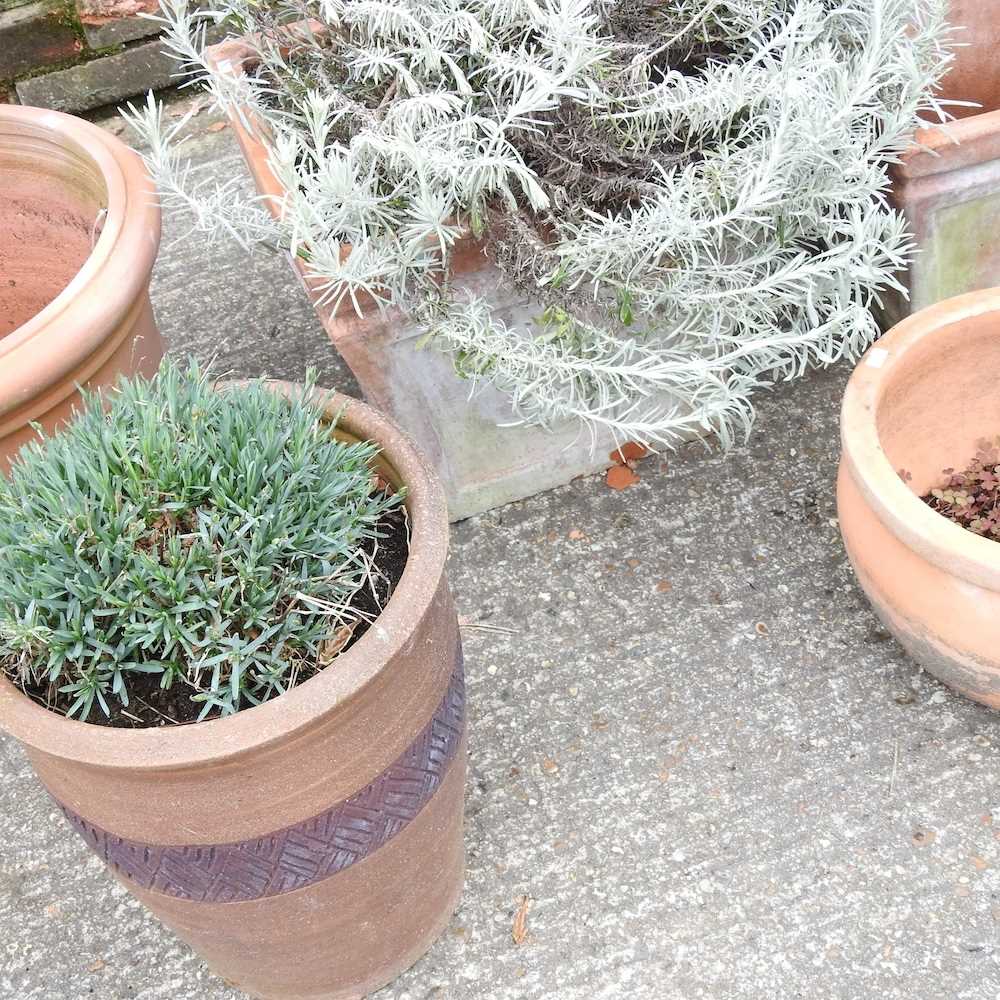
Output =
[{"x1": 51, "y1": 0, "x2": 85, "y2": 39}]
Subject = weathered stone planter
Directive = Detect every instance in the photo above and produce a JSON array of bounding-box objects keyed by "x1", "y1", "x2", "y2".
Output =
[
  {"x1": 207, "y1": 38, "x2": 624, "y2": 520},
  {"x1": 839, "y1": 290, "x2": 1000, "y2": 708},
  {"x1": 886, "y1": 0, "x2": 1000, "y2": 323},
  {"x1": 0, "y1": 104, "x2": 163, "y2": 469},
  {"x1": 0, "y1": 387, "x2": 466, "y2": 1000}
]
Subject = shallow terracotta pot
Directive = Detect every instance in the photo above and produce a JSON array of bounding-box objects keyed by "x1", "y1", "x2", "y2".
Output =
[
  {"x1": 886, "y1": 0, "x2": 1000, "y2": 323},
  {"x1": 205, "y1": 37, "x2": 670, "y2": 520},
  {"x1": 0, "y1": 104, "x2": 164, "y2": 470},
  {"x1": 0, "y1": 387, "x2": 466, "y2": 1000},
  {"x1": 839, "y1": 289, "x2": 1000, "y2": 708}
]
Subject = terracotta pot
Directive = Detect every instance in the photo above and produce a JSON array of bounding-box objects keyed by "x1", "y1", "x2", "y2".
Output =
[
  {"x1": 838, "y1": 289, "x2": 1000, "y2": 708},
  {"x1": 205, "y1": 37, "x2": 669, "y2": 520},
  {"x1": 0, "y1": 387, "x2": 466, "y2": 1000},
  {"x1": 886, "y1": 0, "x2": 1000, "y2": 323},
  {"x1": 0, "y1": 104, "x2": 164, "y2": 470}
]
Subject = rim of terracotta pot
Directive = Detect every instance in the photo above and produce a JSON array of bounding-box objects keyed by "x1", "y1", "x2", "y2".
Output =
[
  {"x1": 205, "y1": 30, "x2": 319, "y2": 209},
  {"x1": 0, "y1": 386, "x2": 449, "y2": 771},
  {"x1": 0, "y1": 105, "x2": 160, "y2": 425},
  {"x1": 841, "y1": 289, "x2": 1000, "y2": 592},
  {"x1": 898, "y1": 109, "x2": 1000, "y2": 181}
]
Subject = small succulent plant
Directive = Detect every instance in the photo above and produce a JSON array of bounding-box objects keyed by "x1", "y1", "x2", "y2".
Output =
[
  {"x1": 0, "y1": 360, "x2": 404, "y2": 723},
  {"x1": 922, "y1": 438, "x2": 1000, "y2": 540}
]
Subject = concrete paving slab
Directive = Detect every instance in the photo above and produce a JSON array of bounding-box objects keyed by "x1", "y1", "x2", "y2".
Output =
[
  {"x1": 1, "y1": 106, "x2": 999, "y2": 1000},
  {"x1": 0, "y1": 0, "x2": 80, "y2": 81},
  {"x1": 15, "y1": 38, "x2": 178, "y2": 112}
]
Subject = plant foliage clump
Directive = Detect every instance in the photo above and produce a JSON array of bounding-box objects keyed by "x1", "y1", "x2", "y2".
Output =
[
  {"x1": 0, "y1": 361, "x2": 402, "y2": 722},
  {"x1": 921, "y1": 439, "x2": 1000, "y2": 541},
  {"x1": 128, "y1": 0, "x2": 954, "y2": 449}
]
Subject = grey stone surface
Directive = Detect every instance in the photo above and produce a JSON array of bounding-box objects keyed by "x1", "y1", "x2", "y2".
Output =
[
  {"x1": 15, "y1": 36, "x2": 174, "y2": 113},
  {"x1": 2, "y1": 107, "x2": 1000, "y2": 1000},
  {"x1": 81, "y1": 14, "x2": 159, "y2": 49},
  {"x1": 0, "y1": 0, "x2": 79, "y2": 81}
]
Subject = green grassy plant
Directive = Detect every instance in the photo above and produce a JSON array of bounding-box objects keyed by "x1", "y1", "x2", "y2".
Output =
[{"x1": 0, "y1": 360, "x2": 403, "y2": 722}]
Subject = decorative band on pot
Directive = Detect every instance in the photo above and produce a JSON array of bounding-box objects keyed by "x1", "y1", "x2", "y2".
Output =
[{"x1": 57, "y1": 648, "x2": 465, "y2": 904}]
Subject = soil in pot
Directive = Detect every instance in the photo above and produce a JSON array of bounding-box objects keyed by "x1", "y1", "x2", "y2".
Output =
[
  {"x1": 915, "y1": 437, "x2": 1000, "y2": 541},
  {"x1": 0, "y1": 192, "x2": 99, "y2": 338},
  {"x1": 19, "y1": 501, "x2": 410, "y2": 729}
]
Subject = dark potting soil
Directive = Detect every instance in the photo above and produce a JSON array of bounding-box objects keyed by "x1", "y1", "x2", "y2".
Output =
[
  {"x1": 917, "y1": 438, "x2": 1000, "y2": 541},
  {"x1": 21, "y1": 503, "x2": 410, "y2": 729}
]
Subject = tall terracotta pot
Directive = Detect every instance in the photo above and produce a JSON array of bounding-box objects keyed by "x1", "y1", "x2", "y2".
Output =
[
  {"x1": 0, "y1": 389, "x2": 466, "y2": 1000},
  {"x1": 886, "y1": 0, "x2": 1000, "y2": 323},
  {"x1": 0, "y1": 104, "x2": 163, "y2": 470},
  {"x1": 839, "y1": 290, "x2": 1000, "y2": 708}
]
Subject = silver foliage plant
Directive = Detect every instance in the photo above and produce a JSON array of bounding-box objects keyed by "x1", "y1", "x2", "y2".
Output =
[{"x1": 127, "y1": 0, "x2": 954, "y2": 448}]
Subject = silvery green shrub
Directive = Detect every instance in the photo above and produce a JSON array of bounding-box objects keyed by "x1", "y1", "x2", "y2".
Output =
[
  {"x1": 126, "y1": 0, "x2": 954, "y2": 449},
  {"x1": 0, "y1": 361, "x2": 402, "y2": 722}
]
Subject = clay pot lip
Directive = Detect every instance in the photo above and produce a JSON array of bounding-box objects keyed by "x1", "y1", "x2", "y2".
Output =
[
  {"x1": 840, "y1": 289, "x2": 1000, "y2": 590},
  {"x1": 0, "y1": 105, "x2": 160, "y2": 419},
  {"x1": 898, "y1": 109, "x2": 1000, "y2": 180},
  {"x1": 205, "y1": 30, "x2": 318, "y2": 210},
  {"x1": 0, "y1": 386, "x2": 449, "y2": 771}
]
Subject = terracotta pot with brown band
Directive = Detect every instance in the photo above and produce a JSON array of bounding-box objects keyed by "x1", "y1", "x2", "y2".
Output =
[
  {"x1": 0, "y1": 388, "x2": 466, "y2": 1000},
  {"x1": 0, "y1": 104, "x2": 163, "y2": 471},
  {"x1": 839, "y1": 290, "x2": 1000, "y2": 708}
]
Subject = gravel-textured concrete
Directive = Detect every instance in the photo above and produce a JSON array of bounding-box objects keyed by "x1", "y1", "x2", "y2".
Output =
[{"x1": 2, "y1": 106, "x2": 1000, "y2": 1000}]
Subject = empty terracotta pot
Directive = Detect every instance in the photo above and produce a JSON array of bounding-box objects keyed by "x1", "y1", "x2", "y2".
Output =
[
  {"x1": 886, "y1": 0, "x2": 1000, "y2": 322},
  {"x1": 839, "y1": 289, "x2": 1000, "y2": 707},
  {"x1": 0, "y1": 388, "x2": 466, "y2": 1000},
  {"x1": 0, "y1": 104, "x2": 163, "y2": 470}
]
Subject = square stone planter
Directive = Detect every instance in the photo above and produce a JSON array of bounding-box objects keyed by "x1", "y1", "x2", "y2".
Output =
[
  {"x1": 886, "y1": 0, "x2": 1000, "y2": 325},
  {"x1": 206, "y1": 39, "x2": 630, "y2": 521}
]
